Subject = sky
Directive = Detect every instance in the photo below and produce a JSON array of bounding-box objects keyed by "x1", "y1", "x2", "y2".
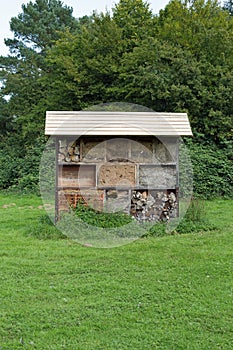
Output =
[{"x1": 0, "y1": 0, "x2": 169, "y2": 55}]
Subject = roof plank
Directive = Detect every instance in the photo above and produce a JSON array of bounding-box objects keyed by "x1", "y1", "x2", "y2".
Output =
[{"x1": 45, "y1": 111, "x2": 193, "y2": 136}]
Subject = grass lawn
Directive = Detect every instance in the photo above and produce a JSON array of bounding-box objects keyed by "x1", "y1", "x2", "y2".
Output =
[{"x1": 0, "y1": 192, "x2": 233, "y2": 349}]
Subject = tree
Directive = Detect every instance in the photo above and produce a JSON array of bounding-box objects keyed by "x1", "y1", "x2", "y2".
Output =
[
  {"x1": 0, "y1": 97, "x2": 11, "y2": 136},
  {"x1": 0, "y1": 0, "x2": 77, "y2": 143},
  {"x1": 0, "y1": 0, "x2": 232, "y2": 193},
  {"x1": 112, "y1": 0, "x2": 155, "y2": 50},
  {"x1": 44, "y1": 1, "x2": 157, "y2": 108},
  {"x1": 44, "y1": 1, "x2": 233, "y2": 144},
  {"x1": 0, "y1": 0, "x2": 78, "y2": 190},
  {"x1": 116, "y1": 38, "x2": 203, "y2": 110},
  {"x1": 5, "y1": 0, "x2": 77, "y2": 58},
  {"x1": 223, "y1": 0, "x2": 233, "y2": 15},
  {"x1": 45, "y1": 12, "x2": 124, "y2": 108},
  {"x1": 156, "y1": 0, "x2": 233, "y2": 143},
  {"x1": 158, "y1": 0, "x2": 233, "y2": 66}
]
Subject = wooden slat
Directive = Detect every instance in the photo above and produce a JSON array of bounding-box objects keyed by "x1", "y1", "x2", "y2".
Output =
[{"x1": 45, "y1": 111, "x2": 193, "y2": 136}]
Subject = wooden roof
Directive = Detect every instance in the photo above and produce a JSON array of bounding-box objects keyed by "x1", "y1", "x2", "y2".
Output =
[{"x1": 45, "y1": 111, "x2": 193, "y2": 136}]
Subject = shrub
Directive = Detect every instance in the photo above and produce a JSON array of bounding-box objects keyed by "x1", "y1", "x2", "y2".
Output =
[
  {"x1": 0, "y1": 152, "x2": 22, "y2": 188},
  {"x1": 0, "y1": 135, "x2": 45, "y2": 193},
  {"x1": 185, "y1": 139, "x2": 233, "y2": 198}
]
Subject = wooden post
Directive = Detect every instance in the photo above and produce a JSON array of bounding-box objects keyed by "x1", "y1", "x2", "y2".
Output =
[{"x1": 55, "y1": 136, "x2": 59, "y2": 223}]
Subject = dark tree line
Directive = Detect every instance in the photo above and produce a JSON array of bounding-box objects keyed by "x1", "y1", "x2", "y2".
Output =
[{"x1": 0, "y1": 0, "x2": 232, "y2": 196}]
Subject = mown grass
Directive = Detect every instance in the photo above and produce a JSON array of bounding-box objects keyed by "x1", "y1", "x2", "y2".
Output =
[{"x1": 0, "y1": 192, "x2": 233, "y2": 349}]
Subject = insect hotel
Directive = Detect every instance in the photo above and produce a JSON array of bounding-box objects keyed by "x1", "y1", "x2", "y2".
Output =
[{"x1": 45, "y1": 111, "x2": 192, "y2": 222}]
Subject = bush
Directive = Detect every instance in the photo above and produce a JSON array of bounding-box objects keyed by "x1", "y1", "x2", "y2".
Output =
[
  {"x1": 0, "y1": 152, "x2": 22, "y2": 188},
  {"x1": 16, "y1": 174, "x2": 39, "y2": 194},
  {"x1": 0, "y1": 134, "x2": 45, "y2": 193},
  {"x1": 185, "y1": 139, "x2": 233, "y2": 198}
]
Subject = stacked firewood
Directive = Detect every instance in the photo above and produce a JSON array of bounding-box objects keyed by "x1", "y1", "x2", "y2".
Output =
[
  {"x1": 131, "y1": 190, "x2": 177, "y2": 222},
  {"x1": 58, "y1": 140, "x2": 80, "y2": 163}
]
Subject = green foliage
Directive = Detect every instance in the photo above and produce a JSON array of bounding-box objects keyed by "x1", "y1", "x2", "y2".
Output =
[
  {"x1": 0, "y1": 0, "x2": 77, "y2": 145},
  {"x1": 159, "y1": 0, "x2": 233, "y2": 65},
  {"x1": 73, "y1": 197, "x2": 216, "y2": 236},
  {"x1": 44, "y1": 1, "x2": 233, "y2": 144},
  {"x1": 0, "y1": 134, "x2": 46, "y2": 193},
  {"x1": 223, "y1": 0, "x2": 233, "y2": 15},
  {"x1": 16, "y1": 174, "x2": 39, "y2": 194},
  {"x1": 186, "y1": 139, "x2": 233, "y2": 198},
  {"x1": 156, "y1": 0, "x2": 233, "y2": 143},
  {"x1": 0, "y1": 0, "x2": 233, "y2": 198},
  {"x1": 6, "y1": 0, "x2": 77, "y2": 54},
  {"x1": 113, "y1": 0, "x2": 155, "y2": 48},
  {"x1": 73, "y1": 201, "x2": 132, "y2": 228},
  {"x1": 45, "y1": 13, "x2": 124, "y2": 108},
  {"x1": 0, "y1": 152, "x2": 22, "y2": 189},
  {"x1": 0, "y1": 97, "x2": 11, "y2": 135}
]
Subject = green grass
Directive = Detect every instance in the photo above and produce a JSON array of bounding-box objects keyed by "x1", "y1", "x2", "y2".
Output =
[{"x1": 0, "y1": 192, "x2": 233, "y2": 349}]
